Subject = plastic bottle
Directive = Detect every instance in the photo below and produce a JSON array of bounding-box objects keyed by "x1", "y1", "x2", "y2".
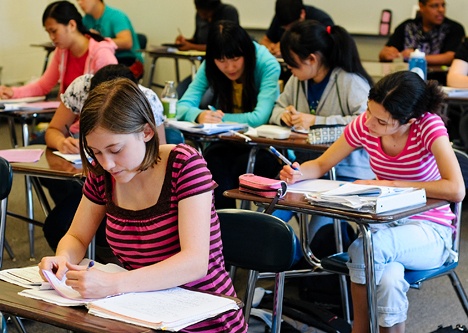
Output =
[
  {"x1": 161, "y1": 81, "x2": 178, "y2": 119},
  {"x1": 408, "y1": 49, "x2": 427, "y2": 80}
]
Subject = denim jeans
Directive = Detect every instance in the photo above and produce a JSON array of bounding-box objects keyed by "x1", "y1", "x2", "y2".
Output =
[{"x1": 347, "y1": 219, "x2": 454, "y2": 327}]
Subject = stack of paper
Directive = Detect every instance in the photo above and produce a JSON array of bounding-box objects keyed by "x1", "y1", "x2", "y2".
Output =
[
  {"x1": 166, "y1": 120, "x2": 248, "y2": 135},
  {"x1": 290, "y1": 180, "x2": 427, "y2": 213}
]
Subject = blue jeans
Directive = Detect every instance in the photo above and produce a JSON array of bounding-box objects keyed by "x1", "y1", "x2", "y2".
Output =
[{"x1": 347, "y1": 219, "x2": 454, "y2": 327}]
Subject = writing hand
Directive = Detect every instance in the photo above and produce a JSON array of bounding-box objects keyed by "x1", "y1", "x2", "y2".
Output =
[
  {"x1": 197, "y1": 110, "x2": 224, "y2": 123},
  {"x1": 59, "y1": 137, "x2": 80, "y2": 154},
  {"x1": 175, "y1": 35, "x2": 185, "y2": 45},
  {"x1": 65, "y1": 262, "x2": 118, "y2": 299},
  {"x1": 401, "y1": 49, "x2": 414, "y2": 61},
  {"x1": 0, "y1": 86, "x2": 14, "y2": 99},
  {"x1": 279, "y1": 162, "x2": 303, "y2": 184},
  {"x1": 280, "y1": 106, "x2": 297, "y2": 126},
  {"x1": 291, "y1": 112, "x2": 315, "y2": 130}
]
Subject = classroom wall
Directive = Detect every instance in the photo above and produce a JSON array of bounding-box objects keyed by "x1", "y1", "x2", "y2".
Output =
[{"x1": 1, "y1": 0, "x2": 467, "y2": 89}]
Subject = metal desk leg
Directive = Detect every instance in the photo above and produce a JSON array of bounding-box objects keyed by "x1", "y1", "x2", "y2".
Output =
[
  {"x1": 147, "y1": 56, "x2": 159, "y2": 88},
  {"x1": 174, "y1": 59, "x2": 181, "y2": 83},
  {"x1": 359, "y1": 224, "x2": 378, "y2": 333},
  {"x1": 7, "y1": 119, "x2": 18, "y2": 148},
  {"x1": 240, "y1": 147, "x2": 258, "y2": 210},
  {"x1": 25, "y1": 175, "x2": 35, "y2": 260},
  {"x1": 190, "y1": 60, "x2": 197, "y2": 80}
]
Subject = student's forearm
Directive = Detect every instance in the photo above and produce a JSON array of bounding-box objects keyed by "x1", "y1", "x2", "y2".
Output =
[
  {"x1": 45, "y1": 127, "x2": 67, "y2": 151},
  {"x1": 425, "y1": 52, "x2": 455, "y2": 66}
]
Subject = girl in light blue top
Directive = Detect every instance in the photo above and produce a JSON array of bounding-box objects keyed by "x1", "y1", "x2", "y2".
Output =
[
  {"x1": 177, "y1": 20, "x2": 282, "y2": 209},
  {"x1": 176, "y1": 20, "x2": 281, "y2": 127}
]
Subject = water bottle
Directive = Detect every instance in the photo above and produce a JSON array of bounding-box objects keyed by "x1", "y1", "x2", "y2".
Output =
[
  {"x1": 408, "y1": 49, "x2": 427, "y2": 80},
  {"x1": 161, "y1": 81, "x2": 178, "y2": 119}
]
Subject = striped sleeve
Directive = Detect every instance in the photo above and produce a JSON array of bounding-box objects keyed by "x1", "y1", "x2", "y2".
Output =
[
  {"x1": 419, "y1": 113, "x2": 449, "y2": 151},
  {"x1": 83, "y1": 172, "x2": 107, "y2": 205},
  {"x1": 172, "y1": 144, "x2": 217, "y2": 201}
]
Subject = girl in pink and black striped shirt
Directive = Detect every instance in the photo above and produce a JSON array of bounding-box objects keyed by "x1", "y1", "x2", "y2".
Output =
[
  {"x1": 39, "y1": 78, "x2": 246, "y2": 332},
  {"x1": 280, "y1": 71, "x2": 465, "y2": 332}
]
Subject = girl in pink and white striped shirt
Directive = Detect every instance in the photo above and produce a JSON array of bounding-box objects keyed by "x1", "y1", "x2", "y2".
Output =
[{"x1": 280, "y1": 71, "x2": 465, "y2": 332}]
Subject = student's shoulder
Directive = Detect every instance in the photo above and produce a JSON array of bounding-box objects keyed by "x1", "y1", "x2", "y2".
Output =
[
  {"x1": 103, "y1": 5, "x2": 129, "y2": 19},
  {"x1": 442, "y1": 17, "x2": 465, "y2": 32}
]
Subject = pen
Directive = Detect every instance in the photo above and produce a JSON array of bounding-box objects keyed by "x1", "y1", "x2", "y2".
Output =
[
  {"x1": 208, "y1": 105, "x2": 217, "y2": 112},
  {"x1": 86, "y1": 261, "x2": 95, "y2": 271},
  {"x1": 269, "y1": 146, "x2": 302, "y2": 174},
  {"x1": 177, "y1": 27, "x2": 183, "y2": 36},
  {"x1": 65, "y1": 124, "x2": 76, "y2": 139},
  {"x1": 229, "y1": 130, "x2": 251, "y2": 142}
]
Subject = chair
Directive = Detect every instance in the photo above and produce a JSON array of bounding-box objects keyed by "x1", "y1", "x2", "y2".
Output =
[
  {"x1": 319, "y1": 148, "x2": 468, "y2": 323},
  {"x1": 136, "y1": 33, "x2": 147, "y2": 50},
  {"x1": 165, "y1": 127, "x2": 185, "y2": 144},
  {"x1": 0, "y1": 157, "x2": 28, "y2": 333},
  {"x1": 217, "y1": 209, "x2": 297, "y2": 333},
  {"x1": 0, "y1": 157, "x2": 13, "y2": 269}
]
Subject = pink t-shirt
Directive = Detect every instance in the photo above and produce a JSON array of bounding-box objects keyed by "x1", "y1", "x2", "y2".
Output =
[
  {"x1": 344, "y1": 112, "x2": 455, "y2": 227},
  {"x1": 83, "y1": 144, "x2": 247, "y2": 332}
]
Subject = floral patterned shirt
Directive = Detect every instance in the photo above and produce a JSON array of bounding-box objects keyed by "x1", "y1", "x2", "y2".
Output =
[{"x1": 60, "y1": 74, "x2": 164, "y2": 126}]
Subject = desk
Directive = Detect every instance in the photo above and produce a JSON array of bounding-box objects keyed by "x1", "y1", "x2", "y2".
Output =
[
  {"x1": 0, "y1": 281, "x2": 156, "y2": 333},
  {"x1": 145, "y1": 47, "x2": 204, "y2": 89},
  {"x1": 219, "y1": 131, "x2": 329, "y2": 175},
  {"x1": 10, "y1": 145, "x2": 85, "y2": 260},
  {"x1": 224, "y1": 189, "x2": 447, "y2": 333},
  {"x1": 30, "y1": 42, "x2": 55, "y2": 74},
  {"x1": 0, "y1": 108, "x2": 56, "y2": 148}
]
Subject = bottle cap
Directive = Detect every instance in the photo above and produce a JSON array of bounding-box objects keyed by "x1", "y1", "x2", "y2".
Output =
[{"x1": 410, "y1": 49, "x2": 425, "y2": 58}]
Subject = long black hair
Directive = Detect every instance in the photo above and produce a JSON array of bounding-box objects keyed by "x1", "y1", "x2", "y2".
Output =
[
  {"x1": 205, "y1": 20, "x2": 257, "y2": 113},
  {"x1": 43, "y1": 1, "x2": 104, "y2": 42},
  {"x1": 281, "y1": 20, "x2": 373, "y2": 86},
  {"x1": 368, "y1": 71, "x2": 445, "y2": 124}
]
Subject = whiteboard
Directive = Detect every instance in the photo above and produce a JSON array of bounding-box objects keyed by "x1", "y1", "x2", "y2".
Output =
[{"x1": 231, "y1": 0, "x2": 468, "y2": 35}]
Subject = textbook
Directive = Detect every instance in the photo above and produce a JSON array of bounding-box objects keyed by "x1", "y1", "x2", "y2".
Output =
[
  {"x1": 290, "y1": 180, "x2": 427, "y2": 213},
  {"x1": 166, "y1": 120, "x2": 248, "y2": 135},
  {"x1": 14, "y1": 259, "x2": 240, "y2": 331}
]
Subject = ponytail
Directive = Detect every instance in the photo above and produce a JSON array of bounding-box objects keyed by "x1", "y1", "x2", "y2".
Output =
[{"x1": 281, "y1": 20, "x2": 373, "y2": 86}]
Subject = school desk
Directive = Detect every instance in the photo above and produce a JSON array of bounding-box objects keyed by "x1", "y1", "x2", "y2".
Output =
[
  {"x1": 145, "y1": 46, "x2": 205, "y2": 89},
  {"x1": 0, "y1": 280, "x2": 156, "y2": 333},
  {"x1": 223, "y1": 188, "x2": 448, "y2": 333},
  {"x1": 0, "y1": 107, "x2": 55, "y2": 148},
  {"x1": 9, "y1": 145, "x2": 87, "y2": 260}
]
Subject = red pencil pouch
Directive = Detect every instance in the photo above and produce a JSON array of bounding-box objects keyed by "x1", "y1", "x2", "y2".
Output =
[{"x1": 239, "y1": 174, "x2": 287, "y2": 198}]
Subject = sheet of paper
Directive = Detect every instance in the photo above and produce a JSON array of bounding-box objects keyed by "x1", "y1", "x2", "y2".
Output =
[
  {"x1": 0, "y1": 148, "x2": 43, "y2": 163},
  {"x1": 53, "y1": 151, "x2": 82, "y2": 164},
  {"x1": 287, "y1": 179, "x2": 347, "y2": 194},
  {"x1": 0, "y1": 96, "x2": 46, "y2": 104},
  {"x1": 1, "y1": 101, "x2": 60, "y2": 111}
]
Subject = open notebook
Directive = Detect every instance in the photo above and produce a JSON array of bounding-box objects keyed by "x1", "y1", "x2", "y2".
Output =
[{"x1": 11, "y1": 259, "x2": 240, "y2": 331}]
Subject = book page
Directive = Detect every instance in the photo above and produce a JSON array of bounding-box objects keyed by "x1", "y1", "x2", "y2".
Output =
[
  {"x1": 87, "y1": 287, "x2": 239, "y2": 331},
  {"x1": 287, "y1": 179, "x2": 347, "y2": 194},
  {"x1": 0, "y1": 266, "x2": 43, "y2": 288}
]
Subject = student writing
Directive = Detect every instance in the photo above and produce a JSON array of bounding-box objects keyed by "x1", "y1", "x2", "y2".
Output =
[
  {"x1": 0, "y1": 1, "x2": 117, "y2": 99},
  {"x1": 281, "y1": 71, "x2": 465, "y2": 332},
  {"x1": 177, "y1": 20, "x2": 282, "y2": 209},
  {"x1": 39, "y1": 78, "x2": 247, "y2": 332}
]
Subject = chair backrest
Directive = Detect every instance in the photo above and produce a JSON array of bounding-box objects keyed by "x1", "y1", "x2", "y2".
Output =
[
  {"x1": 217, "y1": 209, "x2": 296, "y2": 273},
  {"x1": 453, "y1": 148, "x2": 468, "y2": 252},
  {"x1": 0, "y1": 157, "x2": 12, "y2": 201},
  {"x1": 136, "y1": 33, "x2": 147, "y2": 50}
]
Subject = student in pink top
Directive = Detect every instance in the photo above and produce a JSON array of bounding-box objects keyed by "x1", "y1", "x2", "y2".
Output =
[
  {"x1": 280, "y1": 71, "x2": 465, "y2": 332},
  {"x1": 39, "y1": 78, "x2": 247, "y2": 332},
  {"x1": 0, "y1": 1, "x2": 117, "y2": 99}
]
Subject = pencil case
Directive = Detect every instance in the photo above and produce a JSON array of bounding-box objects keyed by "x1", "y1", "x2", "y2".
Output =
[
  {"x1": 308, "y1": 124, "x2": 345, "y2": 144},
  {"x1": 239, "y1": 173, "x2": 287, "y2": 198}
]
